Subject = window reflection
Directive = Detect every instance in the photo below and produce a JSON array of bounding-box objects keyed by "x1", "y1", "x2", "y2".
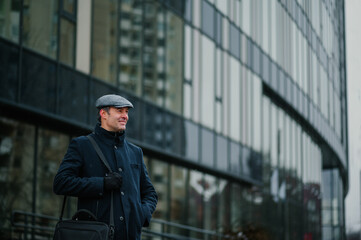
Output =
[
  {"x1": 187, "y1": 170, "x2": 203, "y2": 237},
  {"x1": 184, "y1": 120, "x2": 199, "y2": 161},
  {"x1": 150, "y1": 159, "x2": 169, "y2": 220},
  {"x1": 119, "y1": 0, "x2": 142, "y2": 95},
  {"x1": 201, "y1": 128, "x2": 214, "y2": 167},
  {"x1": 165, "y1": 10, "x2": 183, "y2": 114},
  {"x1": 60, "y1": 18, "x2": 74, "y2": 66},
  {"x1": 0, "y1": 0, "x2": 20, "y2": 43},
  {"x1": 203, "y1": 174, "x2": 217, "y2": 231},
  {"x1": 22, "y1": 0, "x2": 58, "y2": 58},
  {"x1": 92, "y1": 0, "x2": 117, "y2": 84},
  {"x1": 170, "y1": 165, "x2": 187, "y2": 235},
  {"x1": 0, "y1": 118, "x2": 34, "y2": 237},
  {"x1": 201, "y1": 36, "x2": 215, "y2": 128},
  {"x1": 37, "y1": 128, "x2": 70, "y2": 216},
  {"x1": 217, "y1": 179, "x2": 230, "y2": 234}
]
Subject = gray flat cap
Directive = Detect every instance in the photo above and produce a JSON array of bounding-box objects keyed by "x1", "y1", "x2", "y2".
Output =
[{"x1": 95, "y1": 94, "x2": 134, "y2": 109}]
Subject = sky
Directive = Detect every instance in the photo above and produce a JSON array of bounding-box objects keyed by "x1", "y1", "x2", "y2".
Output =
[{"x1": 345, "y1": 0, "x2": 361, "y2": 233}]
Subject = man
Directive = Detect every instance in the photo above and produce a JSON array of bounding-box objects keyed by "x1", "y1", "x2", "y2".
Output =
[{"x1": 53, "y1": 94, "x2": 158, "y2": 240}]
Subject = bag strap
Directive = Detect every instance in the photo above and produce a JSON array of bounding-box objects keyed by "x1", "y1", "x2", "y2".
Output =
[{"x1": 87, "y1": 135, "x2": 115, "y2": 239}]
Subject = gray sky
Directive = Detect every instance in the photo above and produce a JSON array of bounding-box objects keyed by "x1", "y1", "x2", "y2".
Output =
[{"x1": 345, "y1": 0, "x2": 361, "y2": 233}]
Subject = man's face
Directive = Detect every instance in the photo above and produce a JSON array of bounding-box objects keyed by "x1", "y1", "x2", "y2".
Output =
[{"x1": 100, "y1": 107, "x2": 129, "y2": 132}]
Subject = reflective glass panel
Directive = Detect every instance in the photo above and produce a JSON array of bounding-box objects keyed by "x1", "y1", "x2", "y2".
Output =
[
  {"x1": 201, "y1": 36, "x2": 215, "y2": 128},
  {"x1": 36, "y1": 128, "x2": 69, "y2": 215},
  {"x1": 184, "y1": 120, "x2": 199, "y2": 161},
  {"x1": 143, "y1": 3, "x2": 165, "y2": 106},
  {"x1": 203, "y1": 174, "x2": 218, "y2": 231},
  {"x1": 60, "y1": 18, "x2": 75, "y2": 66},
  {"x1": 62, "y1": 0, "x2": 75, "y2": 14},
  {"x1": 150, "y1": 159, "x2": 169, "y2": 219},
  {"x1": 201, "y1": 0, "x2": 214, "y2": 39},
  {"x1": 0, "y1": 0, "x2": 20, "y2": 43},
  {"x1": 92, "y1": 0, "x2": 117, "y2": 84},
  {"x1": 119, "y1": 0, "x2": 142, "y2": 95},
  {"x1": 187, "y1": 170, "x2": 204, "y2": 234},
  {"x1": 0, "y1": 118, "x2": 34, "y2": 237},
  {"x1": 201, "y1": 128, "x2": 214, "y2": 167},
  {"x1": 22, "y1": 0, "x2": 58, "y2": 58},
  {"x1": 165, "y1": 10, "x2": 183, "y2": 114},
  {"x1": 216, "y1": 135, "x2": 228, "y2": 171},
  {"x1": 170, "y1": 165, "x2": 187, "y2": 229}
]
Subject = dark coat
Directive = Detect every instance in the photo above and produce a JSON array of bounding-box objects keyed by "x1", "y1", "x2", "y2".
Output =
[{"x1": 53, "y1": 124, "x2": 158, "y2": 240}]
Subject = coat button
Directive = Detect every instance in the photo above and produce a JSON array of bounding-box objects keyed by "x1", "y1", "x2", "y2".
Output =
[
  {"x1": 114, "y1": 146, "x2": 117, "y2": 149},
  {"x1": 118, "y1": 167, "x2": 123, "y2": 172},
  {"x1": 120, "y1": 216, "x2": 124, "y2": 221},
  {"x1": 121, "y1": 191, "x2": 124, "y2": 196}
]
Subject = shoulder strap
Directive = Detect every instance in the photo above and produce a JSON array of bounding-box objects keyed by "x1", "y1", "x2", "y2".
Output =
[
  {"x1": 86, "y1": 135, "x2": 115, "y2": 239},
  {"x1": 87, "y1": 135, "x2": 112, "y2": 173}
]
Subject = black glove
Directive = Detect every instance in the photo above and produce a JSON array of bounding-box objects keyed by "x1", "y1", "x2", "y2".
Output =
[{"x1": 104, "y1": 172, "x2": 122, "y2": 191}]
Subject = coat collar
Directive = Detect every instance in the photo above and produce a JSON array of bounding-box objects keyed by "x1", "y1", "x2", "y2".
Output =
[{"x1": 94, "y1": 123, "x2": 125, "y2": 146}]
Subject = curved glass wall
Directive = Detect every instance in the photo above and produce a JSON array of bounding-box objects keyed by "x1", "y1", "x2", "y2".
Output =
[{"x1": 0, "y1": 0, "x2": 347, "y2": 239}]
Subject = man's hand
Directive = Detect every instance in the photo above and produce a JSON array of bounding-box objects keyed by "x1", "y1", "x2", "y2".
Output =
[{"x1": 104, "y1": 172, "x2": 122, "y2": 191}]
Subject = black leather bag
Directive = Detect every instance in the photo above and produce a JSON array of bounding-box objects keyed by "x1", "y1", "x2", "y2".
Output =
[
  {"x1": 53, "y1": 208, "x2": 112, "y2": 240},
  {"x1": 53, "y1": 135, "x2": 116, "y2": 240}
]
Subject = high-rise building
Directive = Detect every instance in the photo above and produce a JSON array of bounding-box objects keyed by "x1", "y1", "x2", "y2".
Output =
[{"x1": 0, "y1": 0, "x2": 348, "y2": 239}]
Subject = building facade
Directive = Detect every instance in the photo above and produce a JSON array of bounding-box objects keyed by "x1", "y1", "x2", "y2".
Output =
[{"x1": 0, "y1": 0, "x2": 348, "y2": 239}]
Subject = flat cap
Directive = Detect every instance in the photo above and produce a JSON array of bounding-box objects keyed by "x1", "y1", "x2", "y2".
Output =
[{"x1": 95, "y1": 94, "x2": 134, "y2": 109}]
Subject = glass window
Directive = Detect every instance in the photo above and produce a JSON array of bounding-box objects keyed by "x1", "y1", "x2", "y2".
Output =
[
  {"x1": 22, "y1": 0, "x2": 58, "y2": 58},
  {"x1": 222, "y1": 51, "x2": 229, "y2": 136},
  {"x1": 216, "y1": 0, "x2": 228, "y2": 16},
  {"x1": 229, "y1": 24, "x2": 240, "y2": 59},
  {"x1": 192, "y1": 0, "x2": 200, "y2": 28},
  {"x1": 231, "y1": 183, "x2": 242, "y2": 232},
  {"x1": 0, "y1": 0, "x2": 20, "y2": 43},
  {"x1": 184, "y1": 0, "x2": 192, "y2": 22},
  {"x1": 230, "y1": 57, "x2": 240, "y2": 141},
  {"x1": 36, "y1": 128, "x2": 70, "y2": 215},
  {"x1": 252, "y1": 75, "x2": 261, "y2": 151},
  {"x1": 201, "y1": 36, "x2": 215, "y2": 129},
  {"x1": 118, "y1": 0, "x2": 142, "y2": 95},
  {"x1": 165, "y1": 10, "x2": 183, "y2": 114},
  {"x1": 0, "y1": 41, "x2": 18, "y2": 101},
  {"x1": 0, "y1": 118, "x2": 35, "y2": 236},
  {"x1": 192, "y1": 29, "x2": 201, "y2": 123},
  {"x1": 203, "y1": 174, "x2": 218, "y2": 231},
  {"x1": 262, "y1": 97, "x2": 271, "y2": 186},
  {"x1": 216, "y1": 135, "x2": 228, "y2": 171},
  {"x1": 217, "y1": 180, "x2": 230, "y2": 234},
  {"x1": 60, "y1": 18, "x2": 75, "y2": 66},
  {"x1": 59, "y1": 67, "x2": 89, "y2": 123},
  {"x1": 150, "y1": 159, "x2": 169, "y2": 220},
  {"x1": 201, "y1": 128, "x2": 214, "y2": 167},
  {"x1": 62, "y1": 0, "x2": 75, "y2": 14},
  {"x1": 215, "y1": 12, "x2": 222, "y2": 46},
  {"x1": 222, "y1": 17, "x2": 229, "y2": 50},
  {"x1": 253, "y1": 44, "x2": 260, "y2": 75},
  {"x1": 75, "y1": 0, "x2": 91, "y2": 73},
  {"x1": 184, "y1": 120, "x2": 199, "y2": 161},
  {"x1": 170, "y1": 165, "x2": 187, "y2": 235},
  {"x1": 241, "y1": 146, "x2": 251, "y2": 178},
  {"x1": 21, "y1": 51, "x2": 57, "y2": 112},
  {"x1": 201, "y1": 0, "x2": 214, "y2": 39},
  {"x1": 92, "y1": 0, "x2": 118, "y2": 84},
  {"x1": 188, "y1": 170, "x2": 204, "y2": 232},
  {"x1": 230, "y1": 141, "x2": 241, "y2": 176}
]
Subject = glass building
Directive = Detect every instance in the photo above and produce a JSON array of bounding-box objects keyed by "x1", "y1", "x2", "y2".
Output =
[{"x1": 0, "y1": 0, "x2": 348, "y2": 239}]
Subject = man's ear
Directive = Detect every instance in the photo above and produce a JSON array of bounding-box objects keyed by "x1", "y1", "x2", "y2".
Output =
[{"x1": 99, "y1": 109, "x2": 108, "y2": 120}]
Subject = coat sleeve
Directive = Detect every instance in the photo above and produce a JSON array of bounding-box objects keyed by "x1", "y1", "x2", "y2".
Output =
[
  {"x1": 53, "y1": 138, "x2": 104, "y2": 198},
  {"x1": 139, "y1": 148, "x2": 158, "y2": 227}
]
